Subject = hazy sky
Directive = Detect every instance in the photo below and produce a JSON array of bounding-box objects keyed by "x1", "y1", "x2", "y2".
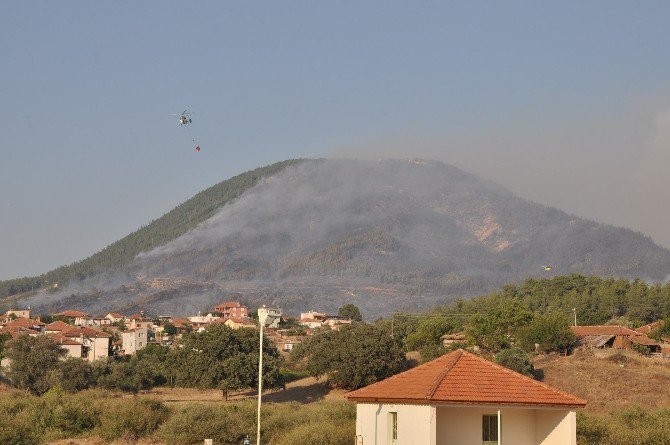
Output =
[{"x1": 2, "y1": 1, "x2": 670, "y2": 280}]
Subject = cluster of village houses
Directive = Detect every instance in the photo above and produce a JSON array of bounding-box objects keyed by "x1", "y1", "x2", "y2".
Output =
[
  {"x1": 2, "y1": 300, "x2": 668, "y2": 366},
  {"x1": 0, "y1": 302, "x2": 353, "y2": 364}
]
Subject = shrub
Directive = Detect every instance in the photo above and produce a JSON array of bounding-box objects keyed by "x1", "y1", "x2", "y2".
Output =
[
  {"x1": 0, "y1": 412, "x2": 39, "y2": 445},
  {"x1": 30, "y1": 389, "x2": 100, "y2": 442},
  {"x1": 494, "y1": 347, "x2": 534, "y2": 377},
  {"x1": 157, "y1": 402, "x2": 255, "y2": 445},
  {"x1": 274, "y1": 420, "x2": 354, "y2": 445},
  {"x1": 97, "y1": 398, "x2": 169, "y2": 441}
]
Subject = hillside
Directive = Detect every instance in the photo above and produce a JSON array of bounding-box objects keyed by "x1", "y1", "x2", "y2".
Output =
[
  {"x1": 7, "y1": 158, "x2": 670, "y2": 317},
  {"x1": 536, "y1": 349, "x2": 670, "y2": 413},
  {"x1": 0, "y1": 159, "x2": 304, "y2": 301}
]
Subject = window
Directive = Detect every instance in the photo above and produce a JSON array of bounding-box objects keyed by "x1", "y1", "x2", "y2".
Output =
[
  {"x1": 482, "y1": 415, "x2": 498, "y2": 444},
  {"x1": 388, "y1": 412, "x2": 397, "y2": 445}
]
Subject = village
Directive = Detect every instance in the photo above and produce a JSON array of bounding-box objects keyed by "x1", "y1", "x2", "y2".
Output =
[
  {"x1": 2, "y1": 301, "x2": 669, "y2": 366},
  {"x1": 0, "y1": 302, "x2": 357, "y2": 365}
]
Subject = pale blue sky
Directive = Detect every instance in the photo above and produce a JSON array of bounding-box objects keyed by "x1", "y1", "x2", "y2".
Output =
[{"x1": 2, "y1": 1, "x2": 670, "y2": 279}]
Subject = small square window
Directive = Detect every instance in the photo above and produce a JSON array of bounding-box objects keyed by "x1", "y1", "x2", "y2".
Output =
[{"x1": 482, "y1": 414, "x2": 498, "y2": 443}]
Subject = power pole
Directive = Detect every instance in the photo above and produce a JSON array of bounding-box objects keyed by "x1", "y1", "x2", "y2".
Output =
[
  {"x1": 572, "y1": 308, "x2": 577, "y2": 327},
  {"x1": 256, "y1": 309, "x2": 268, "y2": 445}
]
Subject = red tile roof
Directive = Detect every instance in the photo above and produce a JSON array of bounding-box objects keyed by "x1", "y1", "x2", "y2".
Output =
[
  {"x1": 215, "y1": 301, "x2": 245, "y2": 309},
  {"x1": 628, "y1": 335, "x2": 660, "y2": 347},
  {"x1": 571, "y1": 325, "x2": 640, "y2": 337},
  {"x1": 346, "y1": 350, "x2": 586, "y2": 408},
  {"x1": 636, "y1": 320, "x2": 665, "y2": 335},
  {"x1": 46, "y1": 333, "x2": 82, "y2": 346},
  {"x1": 4, "y1": 318, "x2": 45, "y2": 329},
  {"x1": 55, "y1": 310, "x2": 89, "y2": 318},
  {"x1": 62, "y1": 326, "x2": 111, "y2": 338},
  {"x1": 45, "y1": 321, "x2": 73, "y2": 331},
  {"x1": 171, "y1": 317, "x2": 191, "y2": 327},
  {"x1": 0, "y1": 326, "x2": 23, "y2": 338}
]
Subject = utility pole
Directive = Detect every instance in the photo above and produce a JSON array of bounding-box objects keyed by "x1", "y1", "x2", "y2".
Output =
[
  {"x1": 572, "y1": 308, "x2": 577, "y2": 327},
  {"x1": 256, "y1": 308, "x2": 268, "y2": 445}
]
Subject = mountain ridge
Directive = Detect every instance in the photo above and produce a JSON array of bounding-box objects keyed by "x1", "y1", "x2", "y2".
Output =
[
  {"x1": 0, "y1": 159, "x2": 305, "y2": 302},
  {"x1": 6, "y1": 158, "x2": 670, "y2": 317}
]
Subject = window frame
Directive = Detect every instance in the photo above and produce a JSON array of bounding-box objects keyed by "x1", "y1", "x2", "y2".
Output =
[
  {"x1": 388, "y1": 411, "x2": 398, "y2": 445},
  {"x1": 482, "y1": 414, "x2": 498, "y2": 444}
]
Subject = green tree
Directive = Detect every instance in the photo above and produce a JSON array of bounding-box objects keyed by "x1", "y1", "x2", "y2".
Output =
[
  {"x1": 405, "y1": 316, "x2": 456, "y2": 351},
  {"x1": 98, "y1": 357, "x2": 156, "y2": 394},
  {"x1": 0, "y1": 332, "x2": 11, "y2": 359},
  {"x1": 517, "y1": 312, "x2": 576, "y2": 353},
  {"x1": 374, "y1": 312, "x2": 420, "y2": 345},
  {"x1": 162, "y1": 321, "x2": 178, "y2": 336},
  {"x1": 163, "y1": 324, "x2": 284, "y2": 398},
  {"x1": 49, "y1": 357, "x2": 94, "y2": 393},
  {"x1": 5, "y1": 335, "x2": 65, "y2": 394},
  {"x1": 418, "y1": 343, "x2": 449, "y2": 363},
  {"x1": 649, "y1": 318, "x2": 670, "y2": 342},
  {"x1": 292, "y1": 324, "x2": 405, "y2": 390},
  {"x1": 466, "y1": 298, "x2": 533, "y2": 352},
  {"x1": 338, "y1": 304, "x2": 363, "y2": 322},
  {"x1": 495, "y1": 347, "x2": 535, "y2": 378}
]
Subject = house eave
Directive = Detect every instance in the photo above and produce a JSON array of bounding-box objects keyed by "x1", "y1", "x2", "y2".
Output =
[{"x1": 346, "y1": 397, "x2": 586, "y2": 409}]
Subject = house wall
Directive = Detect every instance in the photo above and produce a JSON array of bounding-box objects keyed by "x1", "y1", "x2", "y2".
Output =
[
  {"x1": 436, "y1": 406, "x2": 535, "y2": 445},
  {"x1": 89, "y1": 337, "x2": 110, "y2": 361},
  {"x1": 122, "y1": 328, "x2": 148, "y2": 355},
  {"x1": 356, "y1": 403, "x2": 436, "y2": 445},
  {"x1": 60, "y1": 343, "x2": 83, "y2": 359},
  {"x1": 535, "y1": 410, "x2": 576, "y2": 445}
]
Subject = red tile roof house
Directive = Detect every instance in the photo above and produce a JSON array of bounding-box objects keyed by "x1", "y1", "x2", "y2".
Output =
[
  {"x1": 570, "y1": 325, "x2": 662, "y2": 354},
  {"x1": 213, "y1": 301, "x2": 249, "y2": 319},
  {"x1": 346, "y1": 350, "x2": 585, "y2": 445}
]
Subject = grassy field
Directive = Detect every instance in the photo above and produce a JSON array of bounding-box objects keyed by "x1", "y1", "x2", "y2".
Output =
[
  {"x1": 536, "y1": 349, "x2": 670, "y2": 413},
  {"x1": 139, "y1": 377, "x2": 347, "y2": 406}
]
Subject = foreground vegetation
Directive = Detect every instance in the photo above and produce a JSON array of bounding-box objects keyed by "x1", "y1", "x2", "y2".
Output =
[
  {"x1": 0, "y1": 388, "x2": 355, "y2": 445},
  {"x1": 578, "y1": 409, "x2": 670, "y2": 445},
  {"x1": 2, "y1": 387, "x2": 670, "y2": 445}
]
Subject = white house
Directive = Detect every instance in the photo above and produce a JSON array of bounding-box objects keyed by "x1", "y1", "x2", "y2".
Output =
[
  {"x1": 188, "y1": 313, "x2": 220, "y2": 324},
  {"x1": 6, "y1": 309, "x2": 31, "y2": 319},
  {"x1": 105, "y1": 312, "x2": 125, "y2": 324},
  {"x1": 46, "y1": 333, "x2": 84, "y2": 359},
  {"x1": 346, "y1": 349, "x2": 586, "y2": 445},
  {"x1": 258, "y1": 306, "x2": 282, "y2": 328},
  {"x1": 121, "y1": 327, "x2": 148, "y2": 355},
  {"x1": 61, "y1": 327, "x2": 111, "y2": 362}
]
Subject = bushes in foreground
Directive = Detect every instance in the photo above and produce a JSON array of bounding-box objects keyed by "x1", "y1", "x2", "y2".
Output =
[
  {"x1": 0, "y1": 389, "x2": 169, "y2": 444},
  {"x1": 8, "y1": 389, "x2": 670, "y2": 445},
  {"x1": 578, "y1": 408, "x2": 670, "y2": 445},
  {"x1": 0, "y1": 390, "x2": 355, "y2": 445},
  {"x1": 156, "y1": 399, "x2": 355, "y2": 445}
]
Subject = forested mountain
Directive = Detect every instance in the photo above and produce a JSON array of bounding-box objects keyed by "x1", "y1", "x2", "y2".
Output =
[
  {"x1": 0, "y1": 160, "x2": 304, "y2": 299},
  {"x1": 4, "y1": 159, "x2": 670, "y2": 317}
]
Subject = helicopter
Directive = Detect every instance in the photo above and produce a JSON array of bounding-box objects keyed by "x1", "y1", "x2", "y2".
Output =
[
  {"x1": 175, "y1": 110, "x2": 192, "y2": 126},
  {"x1": 172, "y1": 110, "x2": 200, "y2": 151}
]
